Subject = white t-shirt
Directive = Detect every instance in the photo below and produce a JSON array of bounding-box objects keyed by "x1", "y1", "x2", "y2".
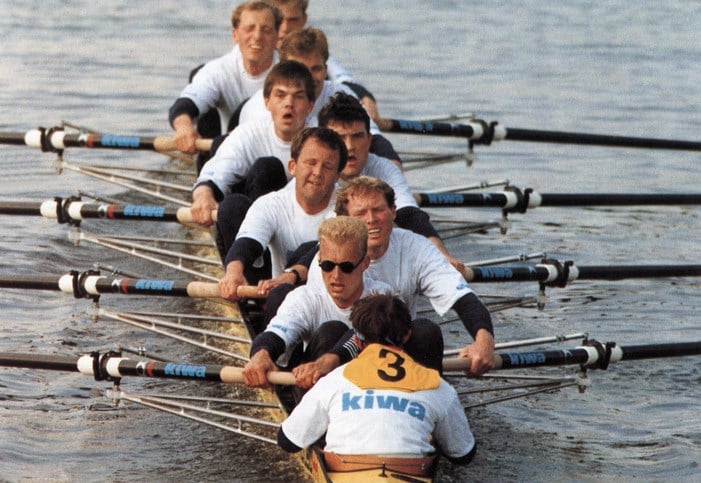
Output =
[
  {"x1": 266, "y1": 276, "x2": 392, "y2": 366},
  {"x1": 195, "y1": 119, "x2": 294, "y2": 196},
  {"x1": 281, "y1": 347, "x2": 475, "y2": 458},
  {"x1": 356, "y1": 154, "x2": 418, "y2": 210},
  {"x1": 308, "y1": 228, "x2": 472, "y2": 317},
  {"x1": 236, "y1": 179, "x2": 335, "y2": 277},
  {"x1": 180, "y1": 46, "x2": 278, "y2": 134}
]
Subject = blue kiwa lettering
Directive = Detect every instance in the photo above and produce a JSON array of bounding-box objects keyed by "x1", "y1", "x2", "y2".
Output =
[
  {"x1": 341, "y1": 390, "x2": 426, "y2": 421},
  {"x1": 100, "y1": 134, "x2": 140, "y2": 148},
  {"x1": 123, "y1": 205, "x2": 166, "y2": 218},
  {"x1": 397, "y1": 120, "x2": 432, "y2": 134},
  {"x1": 134, "y1": 279, "x2": 175, "y2": 291},
  {"x1": 505, "y1": 351, "x2": 546, "y2": 366},
  {"x1": 426, "y1": 193, "x2": 463, "y2": 205},
  {"x1": 476, "y1": 267, "x2": 514, "y2": 280},
  {"x1": 164, "y1": 362, "x2": 206, "y2": 378}
]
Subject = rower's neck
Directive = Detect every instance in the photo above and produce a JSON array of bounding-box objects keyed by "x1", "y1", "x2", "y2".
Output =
[{"x1": 244, "y1": 58, "x2": 273, "y2": 77}]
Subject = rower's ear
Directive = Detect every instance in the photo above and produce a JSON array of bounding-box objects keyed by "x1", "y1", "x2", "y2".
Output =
[{"x1": 288, "y1": 158, "x2": 296, "y2": 175}]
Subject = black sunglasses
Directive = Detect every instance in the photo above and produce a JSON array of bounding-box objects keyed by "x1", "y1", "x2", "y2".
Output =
[{"x1": 318, "y1": 257, "x2": 364, "y2": 274}]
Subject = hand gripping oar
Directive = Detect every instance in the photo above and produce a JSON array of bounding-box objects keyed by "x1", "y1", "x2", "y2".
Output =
[
  {"x1": 443, "y1": 339, "x2": 701, "y2": 372},
  {"x1": 376, "y1": 117, "x2": 701, "y2": 151},
  {"x1": 0, "y1": 126, "x2": 213, "y2": 153},
  {"x1": 415, "y1": 186, "x2": 701, "y2": 211},
  {"x1": 0, "y1": 197, "x2": 217, "y2": 224},
  {"x1": 0, "y1": 351, "x2": 296, "y2": 385},
  {"x1": 0, "y1": 270, "x2": 261, "y2": 299}
]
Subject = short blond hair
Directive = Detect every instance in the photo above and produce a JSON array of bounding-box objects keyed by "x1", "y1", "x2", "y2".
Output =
[
  {"x1": 231, "y1": 1, "x2": 282, "y2": 29},
  {"x1": 318, "y1": 216, "x2": 368, "y2": 257},
  {"x1": 280, "y1": 27, "x2": 329, "y2": 62},
  {"x1": 335, "y1": 176, "x2": 396, "y2": 216}
]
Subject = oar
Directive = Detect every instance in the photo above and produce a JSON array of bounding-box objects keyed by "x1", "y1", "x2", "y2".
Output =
[
  {"x1": 0, "y1": 198, "x2": 217, "y2": 224},
  {"x1": 376, "y1": 117, "x2": 701, "y2": 151},
  {"x1": 443, "y1": 340, "x2": 701, "y2": 372},
  {"x1": 415, "y1": 188, "x2": 701, "y2": 211},
  {"x1": 0, "y1": 271, "x2": 260, "y2": 299},
  {"x1": 463, "y1": 260, "x2": 701, "y2": 287},
  {"x1": 0, "y1": 351, "x2": 296, "y2": 385},
  {"x1": 0, "y1": 127, "x2": 212, "y2": 153}
]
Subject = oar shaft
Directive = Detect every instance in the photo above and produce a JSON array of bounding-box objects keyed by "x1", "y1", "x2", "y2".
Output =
[
  {"x1": 442, "y1": 341, "x2": 701, "y2": 371},
  {"x1": 0, "y1": 128, "x2": 212, "y2": 152},
  {"x1": 0, "y1": 352, "x2": 296, "y2": 385},
  {"x1": 416, "y1": 191, "x2": 701, "y2": 209},
  {"x1": 503, "y1": 127, "x2": 701, "y2": 151},
  {"x1": 0, "y1": 272, "x2": 267, "y2": 299},
  {"x1": 376, "y1": 117, "x2": 701, "y2": 151},
  {"x1": 0, "y1": 273, "x2": 221, "y2": 298},
  {"x1": 575, "y1": 264, "x2": 701, "y2": 280},
  {"x1": 0, "y1": 199, "x2": 217, "y2": 224},
  {"x1": 468, "y1": 263, "x2": 701, "y2": 284}
]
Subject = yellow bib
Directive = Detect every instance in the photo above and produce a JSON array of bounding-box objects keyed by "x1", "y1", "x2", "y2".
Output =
[{"x1": 343, "y1": 343, "x2": 440, "y2": 392}]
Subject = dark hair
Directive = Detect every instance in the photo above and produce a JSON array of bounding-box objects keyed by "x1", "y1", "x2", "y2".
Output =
[
  {"x1": 350, "y1": 294, "x2": 411, "y2": 346},
  {"x1": 290, "y1": 127, "x2": 348, "y2": 173},
  {"x1": 335, "y1": 176, "x2": 396, "y2": 216},
  {"x1": 232, "y1": 1, "x2": 282, "y2": 30},
  {"x1": 318, "y1": 92, "x2": 371, "y2": 134},
  {"x1": 263, "y1": 60, "x2": 315, "y2": 101},
  {"x1": 280, "y1": 27, "x2": 329, "y2": 62}
]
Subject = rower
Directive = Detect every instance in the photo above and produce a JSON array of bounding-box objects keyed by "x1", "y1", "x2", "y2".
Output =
[
  {"x1": 278, "y1": 293, "x2": 477, "y2": 471},
  {"x1": 264, "y1": 0, "x2": 381, "y2": 124},
  {"x1": 238, "y1": 27, "x2": 401, "y2": 164},
  {"x1": 241, "y1": 216, "x2": 444, "y2": 387},
  {"x1": 218, "y1": 127, "x2": 346, "y2": 309},
  {"x1": 168, "y1": 1, "x2": 281, "y2": 159},
  {"x1": 319, "y1": 93, "x2": 465, "y2": 273},
  {"x1": 304, "y1": 176, "x2": 495, "y2": 378},
  {"x1": 189, "y1": 60, "x2": 314, "y2": 260}
]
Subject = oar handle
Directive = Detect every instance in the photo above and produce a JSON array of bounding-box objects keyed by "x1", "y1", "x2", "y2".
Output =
[
  {"x1": 236, "y1": 285, "x2": 267, "y2": 299},
  {"x1": 183, "y1": 283, "x2": 267, "y2": 299},
  {"x1": 150, "y1": 136, "x2": 213, "y2": 153},
  {"x1": 442, "y1": 355, "x2": 503, "y2": 372},
  {"x1": 219, "y1": 366, "x2": 296, "y2": 385},
  {"x1": 175, "y1": 207, "x2": 218, "y2": 224}
]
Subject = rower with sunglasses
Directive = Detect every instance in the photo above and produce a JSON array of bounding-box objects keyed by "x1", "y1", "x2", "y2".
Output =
[
  {"x1": 296, "y1": 176, "x2": 495, "y2": 384},
  {"x1": 241, "y1": 216, "x2": 394, "y2": 388}
]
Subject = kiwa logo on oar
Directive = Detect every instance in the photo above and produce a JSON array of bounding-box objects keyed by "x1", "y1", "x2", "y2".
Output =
[
  {"x1": 110, "y1": 278, "x2": 176, "y2": 294},
  {"x1": 135, "y1": 360, "x2": 207, "y2": 378}
]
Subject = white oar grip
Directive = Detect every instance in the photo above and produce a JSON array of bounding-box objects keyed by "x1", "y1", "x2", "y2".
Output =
[
  {"x1": 219, "y1": 366, "x2": 297, "y2": 385},
  {"x1": 186, "y1": 282, "x2": 220, "y2": 298},
  {"x1": 176, "y1": 207, "x2": 217, "y2": 224},
  {"x1": 152, "y1": 136, "x2": 213, "y2": 153}
]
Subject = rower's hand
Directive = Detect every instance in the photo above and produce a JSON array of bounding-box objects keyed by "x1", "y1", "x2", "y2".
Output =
[
  {"x1": 446, "y1": 255, "x2": 468, "y2": 279},
  {"x1": 219, "y1": 261, "x2": 248, "y2": 302},
  {"x1": 292, "y1": 353, "x2": 340, "y2": 389},
  {"x1": 172, "y1": 114, "x2": 200, "y2": 154},
  {"x1": 242, "y1": 350, "x2": 277, "y2": 388},
  {"x1": 458, "y1": 330, "x2": 495, "y2": 376},
  {"x1": 255, "y1": 271, "x2": 298, "y2": 296},
  {"x1": 191, "y1": 185, "x2": 217, "y2": 227}
]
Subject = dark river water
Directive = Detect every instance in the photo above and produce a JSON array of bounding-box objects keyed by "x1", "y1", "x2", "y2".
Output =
[{"x1": 1, "y1": 1, "x2": 700, "y2": 481}]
